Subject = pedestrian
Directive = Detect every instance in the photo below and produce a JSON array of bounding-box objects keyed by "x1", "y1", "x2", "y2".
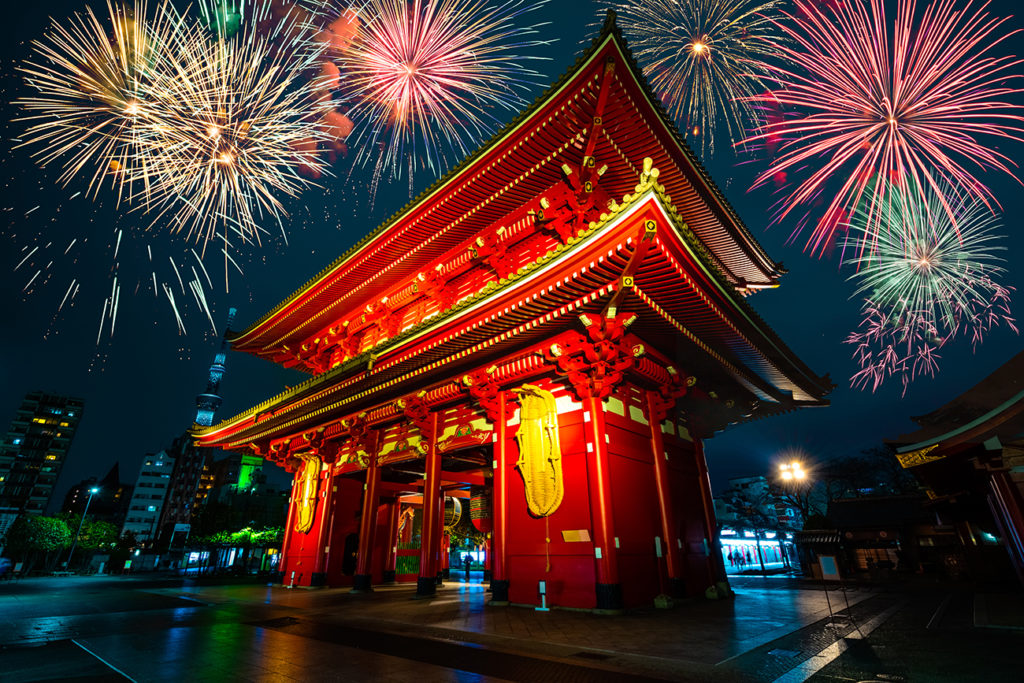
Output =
[
  {"x1": 727, "y1": 550, "x2": 735, "y2": 568},
  {"x1": 745, "y1": 549, "x2": 753, "y2": 566},
  {"x1": 463, "y1": 553, "x2": 472, "y2": 581}
]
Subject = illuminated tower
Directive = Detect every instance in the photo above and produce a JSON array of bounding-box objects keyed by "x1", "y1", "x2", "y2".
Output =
[
  {"x1": 194, "y1": 308, "x2": 237, "y2": 427},
  {"x1": 158, "y1": 308, "x2": 237, "y2": 548}
]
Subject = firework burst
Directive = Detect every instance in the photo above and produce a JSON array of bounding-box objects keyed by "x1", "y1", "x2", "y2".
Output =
[
  {"x1": 15, "y1": 0, "x2": 177, "y2": 206},
  {"x1": 744, "y1": 0, "x2": 1024, "y2": 255},
  {"x1": 12, "y1": 0, "x2": 333, "y2": 344},
  {"x1": 845, "y1": 183, "x2": 1017, "y2": 393},
  {"x1": 334, "y1": 0, "x2": 550, "y2": 180},
  {"x1": 142, "y1": 5, "x2": 333, "y2": 246},
  {"x1": 606, "y1": 0, "x2": 786, "y2": 157},
  {"x1": 16, "y1": 0, "x2": 331, "y2": 248}
]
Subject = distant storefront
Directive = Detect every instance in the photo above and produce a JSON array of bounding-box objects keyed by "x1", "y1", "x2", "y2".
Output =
[{"x1": 720, "y1": 528, "x2": 796, "y2": 574}]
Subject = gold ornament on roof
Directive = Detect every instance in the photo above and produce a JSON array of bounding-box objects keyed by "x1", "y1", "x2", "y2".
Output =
[{"x1": 896, "y1": 444, "x2": 944, "y2": 469}]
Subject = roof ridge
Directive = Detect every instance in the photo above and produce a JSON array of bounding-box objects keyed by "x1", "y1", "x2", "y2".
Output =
[
  {"x1": 230, "y1": 15, "x2": 621, "y2": 345},
  {"x1": 232, "y1": 12, "x2": 784, "y2": 347}
]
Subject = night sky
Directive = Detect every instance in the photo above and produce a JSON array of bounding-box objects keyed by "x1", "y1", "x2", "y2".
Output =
[{"x1": 3, "y1": 0, "x2": 1024, "y2": 512}]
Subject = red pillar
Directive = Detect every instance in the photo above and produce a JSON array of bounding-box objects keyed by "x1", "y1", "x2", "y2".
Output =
[
  {"x1": 352, "y1": 455, "x2": 380, "y2": 592},
  {"x1": 645, "y1": 391, "x2": 684, "y2": 597},
  {"x1": 434, "y1": 491, "x2": 445, "y2": 585},
  {"x1": 490, "y1": 391, "x2": 510, "y2": 604},
  {"x1": 279, "y1": 473, "x2": 298, "y2": 585},
  {"x1": 483, "y1": 536, "x2": 492, "y2": 580},
  {"x1": 440, "y1": 526, "x2": 451, "y2": 580},
  {"x1": 585, "y1": 395, "x2": 622, "y2": 611},
  {"x1": 694, "y1": 436, "x2": 727, "y2": 585},
  {"x1": 383, "y1": 499, "x2": 400, "y2": 583},
  {"x1": 417, "y1": 412, "x2": 441, "y2": 597},
  {"x1": 312, "y1": 468, "x2": 333, "y2": 586}
]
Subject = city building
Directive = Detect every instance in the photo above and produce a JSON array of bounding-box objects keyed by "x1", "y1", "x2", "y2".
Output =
[
  {"x1": 62, "y1": 462, "x2": 133, "y2": 525},
  {"x1": 0, "y1": 507, "x2": 18, "y2": 552},
  {"x1": 209, "y1": 452, "x2": 266, "y2": 499},
  {"x1": 891, "y1": 348, "x2": 1024, "y2": 586},
  {"x1": 192, "y1": 17, "x2": 832, "y2": 610},
  {"x1": 188, "y1": 452, "x2": 287, "y2": 537},
  {"x1": 122, "y1": 450, "x2": 175, "y2": 543},
  {"x1": 157, "y1": 308, "x2": 236, "y2": 548},
  {"x1": 0, "y1": 391, "x2": 85, "y2": 514}
]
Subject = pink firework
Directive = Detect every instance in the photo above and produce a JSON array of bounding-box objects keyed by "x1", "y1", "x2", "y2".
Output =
[
  {"x1": 847, "y1": 281, "x2": 1016, "y2": 395},
  {"x1": 335, "y1": 0, "x2": 549, "y2": 179},
  {"x1": 744, "y1": 0, "x2": 1024, "y2": 255}
]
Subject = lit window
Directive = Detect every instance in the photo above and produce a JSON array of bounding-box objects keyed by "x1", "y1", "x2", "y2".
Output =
[
  {"x1": 148, "y1": 505, "x2": 157, "y2": 512},
  {"x1": 12, "y1": 438, "x2": 21, "y2": 445},
  {"x1": 45, "y1": 455, "x2": 57, "y2": 461},
  {"x1": 145, "y1": 461, "x2": 152, "y2": 466},
  {"x1": 60, "y1": 422, "x2": 69, "y2": 427},
  {"x1": 33, "y1": 418, "x2": 46, "y2": 424}
]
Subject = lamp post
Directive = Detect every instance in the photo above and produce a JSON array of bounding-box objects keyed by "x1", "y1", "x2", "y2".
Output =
[
  {"x1": 66, "y1": 486, "x2": 100, "y2": 569},
  {"x1": 777, "y1": 462, "x2": 809, "y2": 571}
]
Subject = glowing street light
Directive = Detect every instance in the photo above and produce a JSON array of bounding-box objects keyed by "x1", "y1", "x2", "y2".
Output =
[
  {"x1": 66, "y1": 486, "x2": 100, "y2": 569},
  {"x1": 779, "y1": 461, "x2": 806, "y2": 482}
]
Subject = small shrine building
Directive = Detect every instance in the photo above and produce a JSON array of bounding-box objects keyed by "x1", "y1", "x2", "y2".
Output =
[
  {"x1": 193, "y1": 17, "x2": 832, "y2": 611},
  {"x1": 892, "y1": 349, "x2": 1024, "y2": 586}
]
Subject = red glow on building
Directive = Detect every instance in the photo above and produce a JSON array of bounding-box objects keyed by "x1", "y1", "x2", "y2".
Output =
[{"x1": 193, "y1": 17, "x2": 831, "y2": 611}]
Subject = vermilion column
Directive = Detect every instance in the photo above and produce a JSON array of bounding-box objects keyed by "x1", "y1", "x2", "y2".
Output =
[
  {"x1": 490, "y1": 391, "x2": 510, "y2": 604},
  {"x1": 416, "y1": 412, "x2": 442, "y2": 597},
  {"x1": 435, "y1": 490, "x2": 445, "y2": 585},
  {"x1": 382, "y1": 499, "x2": 400, "y2": 583},
  {"x1": 483, "y1": 536, "x2": 492, "y2": 581},
  {"x1": 312, "y1": 467, "x2": 333, "y2": 586},
  {"x1": 694, "y1": 436, "x2": 727, "y2": 584},
  {"x1": 280, "y1": 473, "x2": 299, "y2": 584},
  {"x1": 352, "y1": 455, "x2": 380, "y2": 592},
  {"x1": 440, "y1": 523, "x2": 450, "y2": 581},
  {"x1": 585, "y1": 395, "x2": 622, "y2": 611},
  {"x1": 645, "y1": 391, "x2": 684, "y2": 597}
]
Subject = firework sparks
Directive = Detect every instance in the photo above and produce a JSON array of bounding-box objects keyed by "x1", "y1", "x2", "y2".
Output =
[
  {"x1": 13, "y1": 0, "x2": 333, "y2": 345},
  {"x1": 335, "y1": 0, "x2": 550, "y2": 179},
  {"x1": 744, "y1": 0, "x2": 1024, "y2": 255},
  {"x1": 845, "y1": 183, "x2": 1017, "y2": 393},
  {"x1": 141, "y1": 10, "x2": 333, "y2": 246},
  {"x1": 16, "y1": 0, "x2": 176, "y2": 206},
  {"x1": 16, "y1": 0, "x2": 332, "y2": 248},
  {"x1": 606, "y1": 0, "x2": 786, "y2": 157}
]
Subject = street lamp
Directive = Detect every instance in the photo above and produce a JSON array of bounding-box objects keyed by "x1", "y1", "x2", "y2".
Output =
[
  {"x1": 779, "y1": 461, "x2": 806, "y2": 482},
  {"x1": 777, "y1": 462, "x2": 810, "y2": 572},
  {"x1": 66, "y1": 486, "x2": 100, "y2": 569}
]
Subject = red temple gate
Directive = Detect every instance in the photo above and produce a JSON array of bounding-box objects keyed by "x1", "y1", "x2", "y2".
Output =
[{"x1": 193, "y1": 17, "x2": 831, "y2": 611}]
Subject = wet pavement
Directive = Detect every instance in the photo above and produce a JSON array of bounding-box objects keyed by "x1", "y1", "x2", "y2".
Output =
[{"x1": 1, "y1": 574, "x2": 1021, "y2": 681}]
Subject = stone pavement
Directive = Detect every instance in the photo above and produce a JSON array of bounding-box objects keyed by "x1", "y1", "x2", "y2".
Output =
[
  {"x1": 2, "y1": 574, "x2": 1021, "y2": 681},
  {"x1": 149, "y1": 575, "x2": 886, "y2": 681}
]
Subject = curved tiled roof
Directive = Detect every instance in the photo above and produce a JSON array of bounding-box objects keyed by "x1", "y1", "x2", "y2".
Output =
[{"x1": 230, "y1": 12, "x2": 784, "y2": 355}]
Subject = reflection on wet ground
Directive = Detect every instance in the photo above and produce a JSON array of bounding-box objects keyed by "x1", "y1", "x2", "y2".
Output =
[{"x1": 2, "y1": 574, "x2": 1020, "y2": 682}]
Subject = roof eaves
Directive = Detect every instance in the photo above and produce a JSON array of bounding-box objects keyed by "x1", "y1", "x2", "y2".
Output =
[
  {"x1": 230, "y1": 14, "x2": 624, "y2": 348},
  {"x1": 198, "y1": 174, "x2": 826, "y2": 443},
  {"x1": 232, "y1": 10, "x2": 784, "y2": 350}
]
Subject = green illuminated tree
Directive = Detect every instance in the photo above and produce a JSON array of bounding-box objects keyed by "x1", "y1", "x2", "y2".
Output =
[{"x1": 2, "y1": 515, "x2": 72, "y2": 573}]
